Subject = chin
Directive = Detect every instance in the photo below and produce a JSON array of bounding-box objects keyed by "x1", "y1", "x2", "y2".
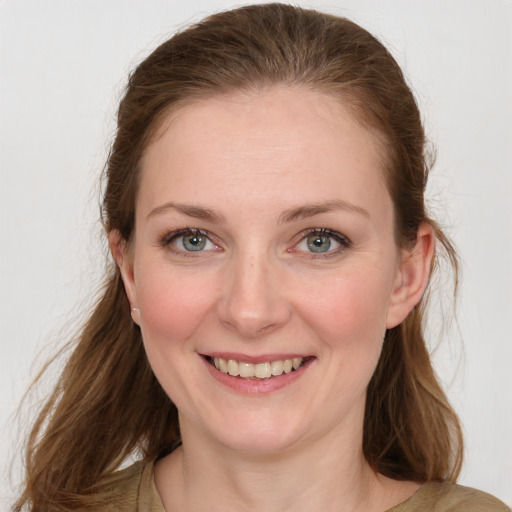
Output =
[{"x1": 202, "y1": 412, "x2": 307, "y2": 455}]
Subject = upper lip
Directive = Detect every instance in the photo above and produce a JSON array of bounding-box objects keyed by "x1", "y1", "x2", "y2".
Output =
[{"x1": 201, "y1": 352, "x2": 311, "y2": 364}]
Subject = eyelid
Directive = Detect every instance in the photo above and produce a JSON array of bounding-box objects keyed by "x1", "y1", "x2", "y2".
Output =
[
  {"x1": 159, "y1": 227, "x2": 221, "y2": 255},
  {"x1": 290, "y1": 228, "x2": 352, "y2": 257}
]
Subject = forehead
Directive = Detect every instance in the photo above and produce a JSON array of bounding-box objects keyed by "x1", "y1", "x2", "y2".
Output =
[
  {"x1": 138, "y1": 87, "x2": 390, "y2": 220},
  {"x1": 151, "y1": 86, "x2": 384, "y2": 154}
]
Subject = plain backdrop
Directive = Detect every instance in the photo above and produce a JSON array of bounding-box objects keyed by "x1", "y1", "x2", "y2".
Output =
[{"x1": 1, "y1": 0, "x2": 511, "y2": 507}]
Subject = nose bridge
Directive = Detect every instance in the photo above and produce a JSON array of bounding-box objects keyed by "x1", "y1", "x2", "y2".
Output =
[{"x1": 218, "y1": 243, "x2": 290, "y2": 337}]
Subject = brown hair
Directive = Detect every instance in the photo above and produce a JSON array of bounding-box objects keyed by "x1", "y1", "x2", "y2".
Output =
[{"x1": 15, "y1": 4, "x2": 462, "y2": 510}]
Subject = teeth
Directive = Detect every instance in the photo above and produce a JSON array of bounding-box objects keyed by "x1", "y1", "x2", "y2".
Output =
[
  {"x1": 227, "y1": 359, "x2": 239, "y2": 376},
  {"x1": 219, "y1": 358, "x2": 228, "y2": 373},
  {"x1": 212, "y1": 357, "x2": 304, "y2": 379},
  {"x1": 292, "y1": 357, "x2": 302, "y2": 370},
  {"x1": 239, "y1": 362, "x2": 254, "y2": 378},
  {"x1": 270, "y1": 360, "x2": 283, "y2": 376},
  {"x1": 255, "y1": 362, "x2": 271, "y2": 379}
]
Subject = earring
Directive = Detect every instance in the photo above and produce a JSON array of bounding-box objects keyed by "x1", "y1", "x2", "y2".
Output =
[{"x1": 131, "y1": 307, "x2": 141, "y2": 324}]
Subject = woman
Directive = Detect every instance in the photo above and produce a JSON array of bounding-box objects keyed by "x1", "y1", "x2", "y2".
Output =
[{"x1": 14, "y1": 4, "x2": 509, "y2": 511}]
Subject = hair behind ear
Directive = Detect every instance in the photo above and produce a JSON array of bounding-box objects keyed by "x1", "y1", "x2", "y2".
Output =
[
  {"x1": 364, "y1": 308, "x2": 463, "y2": 482},
  {"x1": 364, "y1": 222, "x2": 463, "y2": 482},
  {"x1": 14, "y1": 270, "x2": 178, "y2": 510}
]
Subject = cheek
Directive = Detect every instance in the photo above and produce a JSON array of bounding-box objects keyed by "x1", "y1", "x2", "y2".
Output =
[
  {"x1": 135, "y1": 267, "x2": 218, "y2": 346},
  {"x1": 294, "y1": 268, "x2": 392, "y2": 347}
]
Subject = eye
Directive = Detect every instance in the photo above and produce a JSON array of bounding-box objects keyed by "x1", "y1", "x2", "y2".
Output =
[
  {"x1": 294, "y1": 229, "x2": 350, "y2": 256},
  {"x1": 161, "y1": 228, "x2": 218, "y2": 253}
]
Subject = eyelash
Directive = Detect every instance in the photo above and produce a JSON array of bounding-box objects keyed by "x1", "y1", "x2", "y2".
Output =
[
  {"x1": 159, "y1": 227, "x2": 351, "y2": 258},
  {"x1": 159, "y1": 228, "x2": 217, "y2": 257},
  {"x1": 291, "y1": 228, "x2": 352, "y2": 259}
]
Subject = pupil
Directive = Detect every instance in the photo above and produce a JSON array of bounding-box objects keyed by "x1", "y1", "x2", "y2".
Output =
[
  {"x1": 308, "y1": 235, "x2": 330, "y2": 253},
  {"x1": 183, "y1": 234, "x2": 206, "y2": 251}
]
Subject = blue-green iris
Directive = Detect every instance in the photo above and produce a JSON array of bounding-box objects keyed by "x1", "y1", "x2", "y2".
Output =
[
  {"x1": 182, "y1": 233, "x2": 207, "y2": 251},
  {"x1": 307, "y1": 234, "x2": 331, "y2": 253}
]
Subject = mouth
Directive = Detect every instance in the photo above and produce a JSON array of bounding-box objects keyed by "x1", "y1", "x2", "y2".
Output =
[{"x1": 204, "y1": 355, "x2": 312, "y2": 380}]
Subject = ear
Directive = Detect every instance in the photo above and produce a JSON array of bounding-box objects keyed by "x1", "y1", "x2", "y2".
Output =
[
  {"x1": 386, "y1": 223, "x2": 435, "y2": 329},
  {"x1": 109, "y1": 230, "x2": 140, "y2": 324}
]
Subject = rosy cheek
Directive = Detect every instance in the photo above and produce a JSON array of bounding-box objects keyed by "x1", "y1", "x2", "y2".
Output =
[
  {"x1": 137, "y1": 272, "x2": 216, "y2": 345},
  {"x1": 295, "y1": 273, "x2": 387, "y2": 343}
]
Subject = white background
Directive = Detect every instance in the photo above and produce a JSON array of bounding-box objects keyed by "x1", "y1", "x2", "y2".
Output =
[{"x1": 1, "y1": 0, "x2": 511, "y2": 507}]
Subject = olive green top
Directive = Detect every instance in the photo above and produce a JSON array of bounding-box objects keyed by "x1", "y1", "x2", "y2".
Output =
[{"x1": 91, "y1": 460, "x2": 510, "y2": 511}]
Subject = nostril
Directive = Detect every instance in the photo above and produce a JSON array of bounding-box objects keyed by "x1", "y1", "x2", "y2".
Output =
[{"x1": 217, "y1": 296, "x2": 292, "y2": 338}]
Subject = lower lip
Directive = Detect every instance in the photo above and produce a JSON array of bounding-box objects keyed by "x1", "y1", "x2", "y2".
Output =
[{"x1": 201, "y1": 356, "x2": 314, "y2": 395}]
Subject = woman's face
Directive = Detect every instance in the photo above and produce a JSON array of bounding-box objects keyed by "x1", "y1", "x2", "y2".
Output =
[{"x1": 118, "y1": 87, "x2": 421, "y2": 454}]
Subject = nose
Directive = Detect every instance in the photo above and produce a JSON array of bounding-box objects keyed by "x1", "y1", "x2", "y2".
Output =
[{"x1": 217, "y1": 249, "x2": 291, "y2": 338}]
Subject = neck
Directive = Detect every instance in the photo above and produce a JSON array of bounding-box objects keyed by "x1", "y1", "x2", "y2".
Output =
[{"x1": 154, "y1": 418, "x2": 397, "y2": 512}]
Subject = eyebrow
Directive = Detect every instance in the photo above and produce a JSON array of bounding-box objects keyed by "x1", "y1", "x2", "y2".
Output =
[
  {"x1": 278, "y1": 200, "x2": 369, "y2": 223},
  {"x1": 147, "y1": 199, "x2": 369, "y2": 224},
  {"x1": 147, "y1": 202, "x2": 225, "y2": 223}
]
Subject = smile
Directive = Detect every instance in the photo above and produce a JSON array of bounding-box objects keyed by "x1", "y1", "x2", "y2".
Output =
[{"x1": 208, "y1": 356, "x2": 308, "y2": 379}]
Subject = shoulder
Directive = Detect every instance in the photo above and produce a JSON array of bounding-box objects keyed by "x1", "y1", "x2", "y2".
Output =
[
  {"x1": 391, "y1": 481, "x2": 510, "y2": 512},
  {"x1": 80, "y1": 459, "x2": 165, "y2": 511}
]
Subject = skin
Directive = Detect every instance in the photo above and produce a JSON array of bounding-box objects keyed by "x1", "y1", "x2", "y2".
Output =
[{"x1": 112, "y1": 87, "x2": 434, "y2": 512}]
